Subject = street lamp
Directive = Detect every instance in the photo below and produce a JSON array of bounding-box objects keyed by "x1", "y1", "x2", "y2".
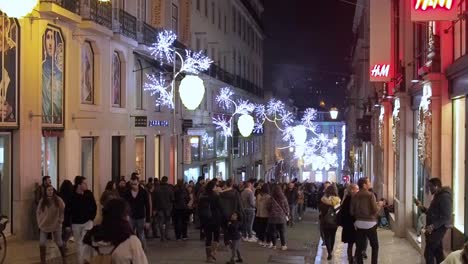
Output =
[
  {"x1": 329, "y1": 107, "x2": 339, "y2": 120},
  {"x1": 332, "y1": 135, "x2": 338, "y2": 145},
  {"x1": 0, "y1": 0, "x2": 37, "y2": 18}
]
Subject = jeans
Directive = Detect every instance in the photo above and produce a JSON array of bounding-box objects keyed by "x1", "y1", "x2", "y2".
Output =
[
  {"x1": 173, "y1": 209, "x2": 188, "y2": 239},
  {"x1": 39, "y1": 229, "x2": 63, "y2": 247},
  {"x1": 255, "y1": 217, "x2": 268, "y2": 242},
  {"x1": 289, "y1": 204, "x2": 297, "y2": 225},
  {"x1": 268, "y1": 223, "x2": 286, "y2": 246},
  {"x1": 205, "y1": 223, "x2": 220, "y2": 247},
  {"x1": 243, "y1": 209, "x2": 255, "y2": 238},
  {"x1": 130, "y1": 218, "x2": 146, "y2": 249},
  {"x1": 322, "y1": 227, "x2": 338, "y2": 256},
  {"x1": 297, "y1": 203, "x2": 305, "y2": 218},
  {"x1": 72, "y1": 220, "x2": 93, "y2": 264},
  {"x1": 355, "y1": 225, "x2": 379, "y2": 264},
  {"x1": 424, "y1": 226, "x2": 447, "y2": 264},
  {"x1": 230, "y1": 239, "x2": 242, "y2": 261},
  {"x1": 157, "y1": 209, "x2": 172, "y2": 240}
]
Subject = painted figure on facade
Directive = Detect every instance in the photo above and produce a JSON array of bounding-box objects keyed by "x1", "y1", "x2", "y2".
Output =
[
  {"x1": 81, "y1": 42, "x2": 93, "y2": 104},
  {"x1": 112, "y1": 51, "x2": 121, "y2": 106},
  {"x1": 42, "y1": 26, "x2": 64, "y2": 125},
  {"x1": 0, "y1": 15, "x2": 18, "y2": 124}
]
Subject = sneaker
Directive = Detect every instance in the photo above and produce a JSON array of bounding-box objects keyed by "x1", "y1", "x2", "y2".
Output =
[
  {"x1": 281, "y1": 245, "x2": 287, "y2": 251},
  {"x1": 272, "y1": 246, "x2": 277, "y2": 250},
  {"x1": 262, "y1": 243, "x2": 268, "y2": 248},
  {"x1": 267, "y1": 243, "x2": 274, "y2": 249},
  {"x1": 247, "y1": 237, "x2": 257, "y2": 243},
  {"x1": 241, "y1": 237, "x2": 248, "y2": 242},
  {"x1": 182, "y1": 237, "x2": 188, "y2": 241},
  {"x1": 258, "y1": 241, "x2": 265, "y2": 246}
]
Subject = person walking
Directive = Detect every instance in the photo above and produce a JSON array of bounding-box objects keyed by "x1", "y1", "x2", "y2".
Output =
[
  {"x1": 154, "y1": 176, "x2": 174, "y2": 241},
  {"x1": 341, "y1": 183, "x2": 359, "y2": 263},
  {"x1": 241, "y1": 180, "x2": 256, "y2": 242},
  {"x1": 199, "y1": 180, "x2": 223, "y2": 263},
  {"x1": 414, "y1": 177, "x2": 453, "y2": 264},
  {"x1": 36, "y1": 185, "x2": 67, "y2": 264},
  {"x1": 267, "y1": 185, "x2": 290, "y2": 250},
  {"x1": 255, "y1": 184, "x2": 270, "y2": 247},
  {"x1": 220, "y1": 178, "x2": 244, "y2": 246},
  {"x1": 225, "y1": 212, "x2": 243, "y2": 264},
  {"x1": 351, "y1": 177, "x2": 383, "y2": 264},
  {"x1": 285, "y1": 182, "x2": 298, "y2": 227},
  {"x1": 173, "y1": 179, "x2": 190, "y2": 241},
  {"x1": 146, "y1": 182, "x2": 160, "y2": 239},
  {"x1": 67, "y1": 176, "x2": 97, "y2": 264},
  {"x1": 58, "y1": 180, "x2": 74, "y2": 248},
  {"x1": 297, "y1": 185, "x2": 305, "y2": 221},
  {"x1": 122, "y1": 173, "x2": 151, "y2": 250},
  {"x1": 319, "y1": 185, "x2": 341, "y2": 260},
  {"x1": 100, "y1": 181, "x2": 119, "y2": 207},
  {"x1": 82, "y1": 198, "x2": 149, "y2": 264}
]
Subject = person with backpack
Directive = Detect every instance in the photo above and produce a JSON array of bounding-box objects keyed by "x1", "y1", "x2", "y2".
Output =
[
  {"x1": 319, "y1": 185, "x2": 341, "y2": 260},
  {"x1": 82, "y1": 198, "x2": 148, "y2": 264},
  {"x1": 266, "y1": 185, "x2": 290, "y2": 250},
  {"x1": 199, "y1": 180, "x2": 223, "y2": 263},
  {"x1": 36, "y1": 185, "x2": 67, "y2": 264}
]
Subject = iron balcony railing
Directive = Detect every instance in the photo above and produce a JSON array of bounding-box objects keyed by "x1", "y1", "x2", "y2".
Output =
[
  {"x1": 138, "y1": 22, "x2": 159, "y2": 46},
  {"x1": 40, "y1": 0, "x2": 80, "y2": 14},
  {"x1": 80, "y1": 0, "x2": 112, "y2": 29},
  {"x1": 208, "y1": 64, "x2": 262, "y2": 97},
  {"x1": 113, "y1": 8, "x2": 137, "y2": 40}
]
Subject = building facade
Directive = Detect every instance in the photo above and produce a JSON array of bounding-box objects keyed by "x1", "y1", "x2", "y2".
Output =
[{"x1": 0, "y1": 0, "x2": 265, "y2": 239}]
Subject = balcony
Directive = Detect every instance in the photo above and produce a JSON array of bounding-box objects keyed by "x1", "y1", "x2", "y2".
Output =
[
  {"x1": 113, "y1": 9, "x2": 137, "y2": 40},
  {"x1": 80, "y1": 0, "x2": 112, "y2": 30},
  {"x1": 138, "y1": 22, "x2": 159, "y2": 46},
  {"x1": 208, "y1": 65, "x2": 262, "y2": 97},
  {"x1": 40, "y1": 0, "x2": 80, "y2": 14}
]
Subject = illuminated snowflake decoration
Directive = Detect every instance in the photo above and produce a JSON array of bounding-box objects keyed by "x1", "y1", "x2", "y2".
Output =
[
  {"x1": 212, "y1": 87, "x2": 256, "y2": 137},
  {"x1": 254, "y1": 98, "x2": 294, "y2": 132},
  {"x1": 144, "y1": 30, "x2": 213, "y2": 109},
  {"x1": 202, "y1": 133, "x2": 214, "y2": 148}
]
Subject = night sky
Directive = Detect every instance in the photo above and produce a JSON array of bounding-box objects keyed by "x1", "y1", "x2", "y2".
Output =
[{"x1": 263, "y1": 0, "x2": 357, "y2": 110}]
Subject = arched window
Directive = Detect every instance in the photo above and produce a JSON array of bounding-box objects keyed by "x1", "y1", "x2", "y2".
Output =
[
  {"x1": 112, "y1": 51, "x2": 122, "y2": 107},
  {"x1": 81, "y1": 41, "x2": 94, "y2": 104}
]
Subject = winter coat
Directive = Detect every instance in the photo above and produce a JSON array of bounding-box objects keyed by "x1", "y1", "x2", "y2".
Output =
[
  {"x1": 267, "y1": 196, "x2": 289, "y2": 224},
  {"x1": 82, "y1": 234, "x2": 148, "y2": 264},
  {"x1": 241, "y1": 188, "x2": 255, "y2": 210},
  {"x1": 220, "y1": 188, "x2": 244, "y2": 220},
  {"x1": 423, "y1": 186, "x2": 453, "y2": 230},
  {"x1": 199, "y1": 192, "x2": 223, "y2": 226},
  {"x1": 67, "y1": 190, "x2": 97, "y2": 225},
  {"x1": 285, "y1": 188, "x2": 298, "y2": 205},
  {"x1": 154, "y1": 183, "x2": 174, "y2": 211},
  {"x1": 340, "y1": 195, "x2": 356, "y2": 243},
  {"x1": 36, "y1": 197, "x2": 65, "y2": 233},
  {"x1": 173, "y1": 186, "x2": 189, "y2": 210},
  {"x1": 256, "y1": 193, "x2": 270, "y2": 218},
  {"x1": 122, "y1": 188, "x2": 151, "y2": 222}
]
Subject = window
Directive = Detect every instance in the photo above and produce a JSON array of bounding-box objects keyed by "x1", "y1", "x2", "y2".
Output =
[
  {"x1": 172, "y1": 4, "x2": 179, "y2": 34},
  {"x1": 135, "y1": 59, "x2": 143, "y2": 109},
  {"x1": 453, "y1": 97, "x2": 466, "y2": 232},
  {"x1": 232, "y1": 8, "x2": 236, "y2": 33},
  {"x1": 81, "y1": 41, "x2": 94, "y2": 104},
  {"x1": 135, "y1": 136, "x2": 146, "y2": 180},
  {"x1": 211, "y1": 47, "x2": 215, "y2": 63},
  {"x1": 154, "y1": 136, "x2": 160, "y2": 179},
  {"x1": 81, "y1": 138, "x2": 94, "y2": 191},
  {"x1": 0, "y1": 133, "x2": 11, "y2": 233},
  {"x1": 238, "y1": 13, "x2": 241, "y2": 37},
  {"x1": 196, "y1": 38, "x2": 201, "y2": 51},
  {"x1": 112, "y1": 51, "x2": 122, "y2": 107},
  {"x1": 232, "y1": 49, "x2": 236, "y2": 74},
  {"x1": 224, "y1": 15, "x2": 227, "y2": 34},
  {"x1": 218, "y1": 8, "x2": 221, "y2": 30},
  {"x1": 136, "y1": 0, "x2": 146, "y2": 22},
  {"x1": 204, "y1": 0, "x2": 208, "y2": 17},
  {"x1": 196, "y1": 0, "x2": 200, "y2": 11},
  {"x1": 211, "y1": 1, "x2": 215, "y2": 24},
  {"x1": 42, "y1": 136, "x2": 58, "y2": 189}
]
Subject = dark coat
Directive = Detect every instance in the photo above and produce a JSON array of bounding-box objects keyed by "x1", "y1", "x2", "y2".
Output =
[
  {"x1": 424, "y1": 187, "x2": 453, "y2": 230},
  {"x1": 199, "y1": 192, "x2": 223, "y2": 226},
  {"x1": 173, "y1": 186, "x2": 189, "y2": 210},
  {"x1": 220, "y1": 188, "x2": 244, "y2": 221},
  {"x1": 340, "y1": 195, "x2": 356, "y2": 243},
  {"x1": 154, "y1": 183, "x2": 174, "y2": 211}
]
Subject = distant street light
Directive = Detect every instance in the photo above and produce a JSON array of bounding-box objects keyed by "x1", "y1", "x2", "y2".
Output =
[
  {"x1": 332, "y1": 135, "x2": 338, "y2": 145},
  {"x1": 330, "y1": 107, "x2": 339, "y2": 120}
]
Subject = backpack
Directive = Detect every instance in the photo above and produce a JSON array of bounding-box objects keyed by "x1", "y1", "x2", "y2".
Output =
[{"x1": 323, "y1": 207, "x2": 338, "y2": 228}]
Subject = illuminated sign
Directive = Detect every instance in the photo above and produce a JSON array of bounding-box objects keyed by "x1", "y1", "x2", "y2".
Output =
[
  {"x1": 149, "y1": 120, "x2": 169, "y2": 127},
  {"x1": 370, "y1": 64, "x2": 391, "y2": 78},
  {"x1": 411, "y1": 0, "x2": 458, "y2": 21},
  {"x1": 415, "y1": 0, "x2": 453, "y2": 10}
]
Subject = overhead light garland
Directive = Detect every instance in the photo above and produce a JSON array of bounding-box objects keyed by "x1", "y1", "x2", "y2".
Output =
[
  {"x1": 212, "y1": 87, "x2": 256, "y2": 137},
  {"x1": 144, "y1": 30, "x2": 213, "y2": 109}
]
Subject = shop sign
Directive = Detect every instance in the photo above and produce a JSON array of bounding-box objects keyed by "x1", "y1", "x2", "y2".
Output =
[
  {"x1": 134, "y1": 116, "x2": 148, "y2": 127},
  {"x1": 149, "y1": 120, "x2": 169, "y2": 127},
  {"x1": 370, "y1": 0, "x2": 393, "y2": 82},
  {"x1": 370, "y1": 64, "x2": 391, "y2": 78},
  {"x1": 183, "y1": 136, "x2": 192, "y2": 164},
  {"x1": 411, "y1": 0, "x2": 458, "y2": 21}
]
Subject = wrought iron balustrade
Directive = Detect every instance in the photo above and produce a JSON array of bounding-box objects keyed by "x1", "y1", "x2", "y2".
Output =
[
  {"x1": 40, "y1": 0, "x2": 80, "y2": 14},
  {"x1": 80, "y1": 0, "x2": 112, "y2": 29},
  {"x1": 113, "y1": 8, "x2": 137, "y2": 40}
]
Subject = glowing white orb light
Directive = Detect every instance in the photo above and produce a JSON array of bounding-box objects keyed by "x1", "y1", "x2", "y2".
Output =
[
  {"x1": 330, "y1": 107, "x2": 339, "y2": 120},
  {"x1": 237, "y1": 114, "x2": 255, "y2": 137},
  {"x1": 292, "y1": 125, "x2": 307, "y2": 145},
  {"x1": 0, "y1": 0, "x2": 37, "y2": 18},
  {"x1": 179, "y1": 75, "x2": 205, "y2": 110}
]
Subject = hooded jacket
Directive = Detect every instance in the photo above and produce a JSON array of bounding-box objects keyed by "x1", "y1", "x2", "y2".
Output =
[
  {"x1": 424, "y1": 186, "x2": 453, "y2": 230},
  {"x1": 220, "y1": 188, "x2": 244, "y2": 220}
]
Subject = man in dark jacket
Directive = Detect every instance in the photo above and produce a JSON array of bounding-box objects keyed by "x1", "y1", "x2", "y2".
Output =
[
  {"x1": 220, "y1": 179, "x2": 244, "y2": 244},
  {"x1": 154, "y1": 176, "x2": 174, "y2": 241},
  {"x1": 173, "y1": 180, "x2": 189, "y2": 240},
  {"x1": 415, "y1": 177, "x2": 452, "y2": 264},
  {"x1": 123, "y1": 173, "x2": 151, "y2": 249}
]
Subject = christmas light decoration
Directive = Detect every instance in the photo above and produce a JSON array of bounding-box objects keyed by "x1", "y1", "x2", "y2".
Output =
[
  {"x1": 0, "y1": 0, "x2": 37, "y2": 18},
  {"x1": 144, "y1": 30, "x2": 212, "y2": 109},
  {"x1": 213, "y1": 87, "x2": 256, "y2": 137}
]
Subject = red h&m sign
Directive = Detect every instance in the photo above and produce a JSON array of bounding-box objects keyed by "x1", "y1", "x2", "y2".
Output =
[
  {"x1": 370, "y1": 64, "x2": 391, "y2": 78},
  {"x1": 411, "y1": 0, "x2": 458, "y2": 21}
]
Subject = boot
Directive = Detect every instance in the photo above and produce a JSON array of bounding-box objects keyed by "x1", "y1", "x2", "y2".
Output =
[
  {"x1": 211, "y1": 241, "x2": 219, "y2": 259},
  {"x1": 205, "y1": 247, "x2": 215, "y2": 263},
  {"x1": 39, "y1": 246, "x2": 46, "y2": 264},
  {"x1": 348, "y1": 256, "x2": 355, "y2": 264},
  {"x1": 59, "y1": 246, "x2": 67, "y2": 264}
]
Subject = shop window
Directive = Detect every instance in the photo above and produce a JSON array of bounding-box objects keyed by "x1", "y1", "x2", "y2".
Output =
[
  {"x1": 154, "y1": 135, "x2": 160, "y2": 179},
  {"x1": 413, "y1": 110, "x2": 424, "y2": 231},
  {"x1": 135, "y1": 136, "x2": 146, "y2": 180},
  {"x1": 202, "y1": 132, "x2": 215, "y2": 160},
  {"x1": 112, "y1": 51, "x2": 122, "y2": 107},
  {"x1": 81, "y1": 138, "x2": 94, "y2": 191},
  {"x1": 190, "y1": 136, "x2": 200, "y2": 161},
  {"x1": 42, "y1": 136, "x2": 58, "y2": 188},
  {"x1": 0, "y1": 134, "x2": 11, "y2": 234},
  {"x1": 184, "y1": 167, "x2": 200, "y2": 183},
  {"x1": 81, "y1": 41, "x2": 94, "y2": 104},
  {"x1": 216, "y1": 161, "x2": 226, "y2": 180},
  {"x1": 453, "y1": 97, "x2": 466, "y2": 232},
  {"x1": 216, "y1": 132, "x2": 228, "y2": 157}
]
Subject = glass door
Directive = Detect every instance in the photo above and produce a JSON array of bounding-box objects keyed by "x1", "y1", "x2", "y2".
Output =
[{"x1": 0, "y1": 133, "x2": 11, "y2": 234}]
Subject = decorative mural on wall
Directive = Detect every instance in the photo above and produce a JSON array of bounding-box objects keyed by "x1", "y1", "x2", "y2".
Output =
[
  {"x1": 0, "y1": 14, "x2": 18, "y2": 127},
  {"x1": 112, "y1": 51, "x2": 121, "y2": 107},
  {"x1": 42, "y1": 25, "x2": 64, "y2": 127},
  {"x1": 81, "y1": 41, "x2": 94, "y2": 104},
  {"x1": 418, "y1": 84, "x2": 432, "y2": 172}
]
